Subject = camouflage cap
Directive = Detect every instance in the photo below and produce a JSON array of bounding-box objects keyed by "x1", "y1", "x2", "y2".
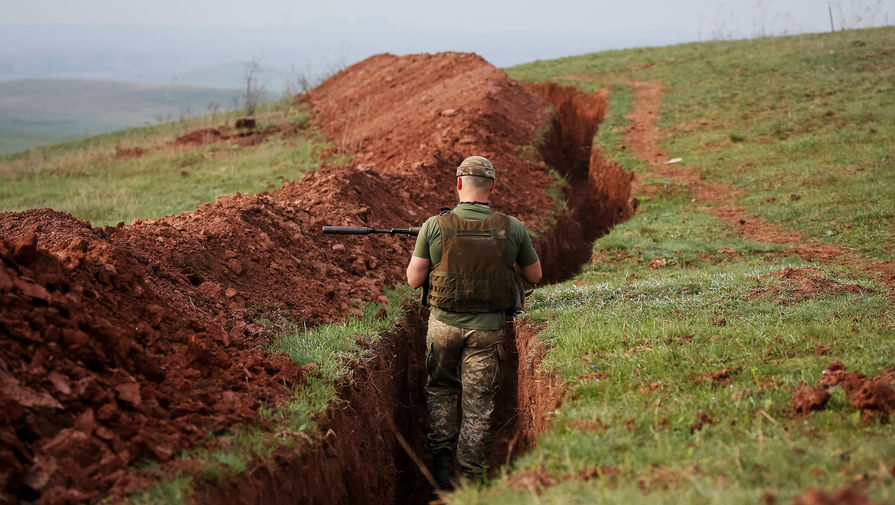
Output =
[{"x1": 456, "y1": 156, "x2": 495, "y2": 179}]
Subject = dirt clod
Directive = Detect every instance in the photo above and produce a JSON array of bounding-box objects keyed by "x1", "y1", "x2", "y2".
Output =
[
  {"x1": 808, "y1": 361, "x2": 895, "y2": 420},
  {"x1": 793, "y1": 487, "x2": 884, "y2": 505},
  {"x1": 690, "y1": 411, "x2": 713, "y2": 432},
  {"x1": 792, "y1": 381, "x2": 831, "y2": 415}
]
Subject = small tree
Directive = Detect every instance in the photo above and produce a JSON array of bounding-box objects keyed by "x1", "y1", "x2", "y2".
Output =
[{"x1": 243, "y1": 57, "x2": 263, "y2": 116}]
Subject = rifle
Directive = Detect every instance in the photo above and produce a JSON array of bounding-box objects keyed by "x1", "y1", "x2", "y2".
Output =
[
  {"x1": 322, "y1": 226, "x2": 420, "y2": 236},
  {"x1": 322, "y1": 225, "x2": 429, "y2": 304}
]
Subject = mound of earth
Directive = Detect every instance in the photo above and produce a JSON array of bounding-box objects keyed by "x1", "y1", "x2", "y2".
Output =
[
  {"x1": 0, "y1": 52, "x2": 610, "y2": 503},
  {"x1": 792, "y1": 381, "x2": 831, "y2": 415},
  {"x1": 304, "y1": 52, "x2": 556, "y2": 223}
]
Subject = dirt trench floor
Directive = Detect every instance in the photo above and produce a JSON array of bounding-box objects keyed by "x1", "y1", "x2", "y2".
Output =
[{"x1": 0, "y1": 52, "x2": 633, "y2": 504}]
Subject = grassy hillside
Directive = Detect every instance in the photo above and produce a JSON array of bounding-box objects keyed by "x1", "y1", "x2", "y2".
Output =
[
  {"x1": 510, "y1": 28, "x2": 895, "y2": 258},
  {"x1": 446, "y1": 26, "x2": 895, "y2": 504},
  {"x1": 0, "y1": 78, "x2": 245, "y2": 154},
  {"x1": 0, "y1": 98, "x2": 333, "y2": 226}
]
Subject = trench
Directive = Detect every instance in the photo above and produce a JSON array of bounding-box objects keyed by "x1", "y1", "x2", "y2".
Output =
[{"x1": 192, "y1": 83, "x2": 633, "y2": 504}]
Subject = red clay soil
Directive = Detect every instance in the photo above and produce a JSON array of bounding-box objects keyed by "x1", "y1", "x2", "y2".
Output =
[
  {"x1": 506, "y1": 464, "x2": 620, "y2": 496},
  {"x1": 694, "y1": 366, "x2": 741, "y2": 386},
  {"x1": 523, "y1": 83, "x2": 634, "y2": 281},
  {"x1": 623, "y1": 81, "x2": 804, "y2": 244},
  {"x1": 501, "y1": 320, "x2": 565, "y2": 454},
  {"x1": 193, "y1": 311, "x2": 568, "y2": 505},
  {"x1": 1, "y1": 52, "x2": 633, "y2": 504},
  {"x1": 813, "y1": 361, "x2": 895, "y2": 421},
  {"x1": 192, "y1": 306, "x2": 433, "y2": 505},
  {"x1": 792, "y1": 381, "x2": 831, "y2": 415},
  {"x1": 304, "y1": 52, "x2": 557, "y2": 224},
  {"x1": 793, "y1": 487, "x2": 888, "y2": 505},
  {"x1": 0, "y1": 213, "x2": 310, "y2": 504}
]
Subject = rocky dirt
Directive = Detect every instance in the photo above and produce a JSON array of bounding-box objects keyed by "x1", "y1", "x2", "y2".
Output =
[{"x1": 0, "y1": 52, "x2": 633, "y2": 504}]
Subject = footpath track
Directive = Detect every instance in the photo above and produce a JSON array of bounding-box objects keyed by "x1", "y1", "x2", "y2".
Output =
[{"x1": 623, "y1": 80, "x2": 895, "y2": 296}]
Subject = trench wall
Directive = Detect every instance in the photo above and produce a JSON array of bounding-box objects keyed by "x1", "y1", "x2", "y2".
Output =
[
  {"x1": 525, "y1": 82, "x2": 635, "y2": 283},
  {"x1": 194, "y1": 306, "x2": 431, "y2": 505}
]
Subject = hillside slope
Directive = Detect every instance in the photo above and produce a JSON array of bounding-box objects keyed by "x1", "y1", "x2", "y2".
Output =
[{"x1": 447, "y1": 25, "x2": 895, "y2": 505}]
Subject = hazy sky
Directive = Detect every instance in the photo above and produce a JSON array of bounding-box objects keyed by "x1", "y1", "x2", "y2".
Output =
[
  {"x1": 5, "y1": 0, "x2": 893, "y2": 34},
  {"x1": 3, "y1": 0, "x2": 893, "y2": 88}
]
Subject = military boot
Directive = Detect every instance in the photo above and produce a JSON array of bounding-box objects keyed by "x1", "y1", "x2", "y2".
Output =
[{"x1": 432, "y1": 450, "x2": 455, "y2": 491}]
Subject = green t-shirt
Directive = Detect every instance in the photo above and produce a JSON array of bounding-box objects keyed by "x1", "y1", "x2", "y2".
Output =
[{"x1": 412, "y1": 203, "x2": 539, "y2": 330}]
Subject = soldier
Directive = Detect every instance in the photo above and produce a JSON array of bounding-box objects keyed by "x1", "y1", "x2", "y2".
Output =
[{"x1": 406, "y1": 155, "x2": 542, "y2": 490}]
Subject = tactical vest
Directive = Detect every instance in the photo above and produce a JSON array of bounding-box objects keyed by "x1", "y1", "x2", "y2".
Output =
[{"x1": 427, "y1": 211, "x2": 517, "y2": 313}]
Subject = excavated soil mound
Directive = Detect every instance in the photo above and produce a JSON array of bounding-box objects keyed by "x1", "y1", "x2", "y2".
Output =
[
  {"x1": 305, "y1": 52, "x2": 556, "y2": 225},
  {"x1": 0, "y1": 212, "x2": 309, "y2": 503},
  {"x1": 1, "y1": 52, "x2": 633, "y2": 504},
  {"x1": 795, "y1": 360, "x2": 895, "y2": 421}
]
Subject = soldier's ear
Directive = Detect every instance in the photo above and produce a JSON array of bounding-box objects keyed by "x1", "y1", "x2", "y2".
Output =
[{"x1": 457, "y1": 177, "x2": 463, "y2": 191}]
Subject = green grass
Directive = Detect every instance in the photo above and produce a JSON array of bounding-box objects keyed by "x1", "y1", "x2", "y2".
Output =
[
  {"x1": 128, "y1": 476, "x2": 193, "y2": 505},
  {"x1": 453, "y1": 27, "x2": 895, "y2": 504},
  {"x1": 271, "y1": 288, "x2": 410, "y2": 381},
  {"x1": 456, "y1": 256, "x2": 894, "y2": 504},
  {"x1": 509, "y1": 26, "x2": 895, "y2": 257},
  {"x1": 0, "y1": 98, "x2": 329, "y2": 226},
  {"x1": 595, "y1": 194, "x2": 781, "y2": 264}
]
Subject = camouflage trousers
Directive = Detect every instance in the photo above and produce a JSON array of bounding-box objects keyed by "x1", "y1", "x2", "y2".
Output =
[{"x1": 425, "y1": 313, "x2": 505, "y2": 475}]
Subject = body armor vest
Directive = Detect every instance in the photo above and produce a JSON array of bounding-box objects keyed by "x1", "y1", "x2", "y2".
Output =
[{"x1": 427, "y1": 211, "x2": 517, "y2": 313}]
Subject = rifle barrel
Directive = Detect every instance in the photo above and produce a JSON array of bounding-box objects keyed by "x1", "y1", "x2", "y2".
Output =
[
  {"x1": 322, "y1": 226, "x2": 374, "y2": 234},
  {"x1": 322, "y1": 226, "x2": 420, "y2": 236}
]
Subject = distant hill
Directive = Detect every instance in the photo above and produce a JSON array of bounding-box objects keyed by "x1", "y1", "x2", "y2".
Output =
[{"x1": 0, "y1": 79, "x2": 243, "y2": 154}]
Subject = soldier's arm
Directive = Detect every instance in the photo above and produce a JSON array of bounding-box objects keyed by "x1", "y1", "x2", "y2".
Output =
[
  {"x1": 511, "y1": 217, "x2": 542, "y2": 284},
  {"x1": 521, "y1": 260, "x2": 542, "y2": 284},
  {"x1": 407, "y1": 218, "x2": 434, "y2": 289},
  {"x1": 406, "y1": 256, "x2": 430, "y2": 289}
]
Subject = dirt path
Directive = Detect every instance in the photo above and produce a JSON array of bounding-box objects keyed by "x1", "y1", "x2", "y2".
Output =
[
  {"x1": 622, "y1": 79, "x2": 895, "y2": 294},
  {"x1": 626, "y1": 80, "x2": 807, "y2": 245},
  {"x1": 626, "y1": 82, "x2": 890, "y2": 268}
]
